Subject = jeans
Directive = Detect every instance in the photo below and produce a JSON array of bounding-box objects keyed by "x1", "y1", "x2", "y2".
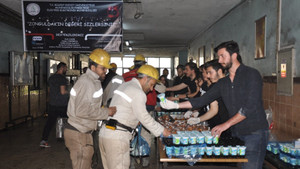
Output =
[
  {"x1": 238, "y1": 129, "x2": 269, "y2": 169},
  {"x1": 42, "y1": 105, "x2": 68, "y2": 141}
]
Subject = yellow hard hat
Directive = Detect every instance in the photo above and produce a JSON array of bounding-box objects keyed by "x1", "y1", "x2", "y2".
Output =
[
  {"x1": 134, "y1": 54, "x2": 146, "y2": 62},
  {"x1": 129, "y1": 65, "x2": 135, "y2": 70},
  {"x1": 110, "y1": 63, "x2": 117, "y2": 69},
  {"x1": 89, "y1": 49, "x2": 112, "y2": 69},
  {"x1": 137, "y1": 65, "x2": 159, "y2": 80}
]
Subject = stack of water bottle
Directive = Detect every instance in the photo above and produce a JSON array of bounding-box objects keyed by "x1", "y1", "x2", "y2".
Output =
[
  {"x1": 267, "y1": 142, "x2": 300, "y2": 166},
  {"x1": 163, "y1": 130, "x2": 246, "y2": 159}
]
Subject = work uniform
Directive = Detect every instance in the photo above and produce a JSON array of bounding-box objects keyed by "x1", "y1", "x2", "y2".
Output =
[
  {"x1": 99, "y1": 78, "x2": 164, "y2": 169},
  {"x1": 64, "y1": 68, "x2": 110, "y2": 169},
  {"x1": 102, "y1": 74, "x2": 124, "y2": 107}
]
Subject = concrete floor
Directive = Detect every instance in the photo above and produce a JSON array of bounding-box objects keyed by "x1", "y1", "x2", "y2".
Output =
[{"x1": 0, "y1": 117, "x2": 243, "y2": 169}]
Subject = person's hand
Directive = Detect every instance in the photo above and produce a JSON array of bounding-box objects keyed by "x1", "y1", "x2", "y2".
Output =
[
  {"x1": 160, "y1": 99, "x2": 179, "y2": 110},
  {"x1": 108, "y1": 106, "x2": 116, "y2": 116},
  {"x1": 191, "y1": 111, "x2": 199, "y2": 118},
  {"x1": 187, "y1": 117, "x2": 200, "y2": 125},
  {"x1": 184, "y1": 110, "x2": 193, "y2": 119},
  {"x1": 155, "y1": 83, "x2": 166, "y2": 93},
  {"x1": 162, "y1": 128, "x2": 172, "y2": 137},
  {"x1": 211, "y1": 122, "x2": 230, "y2": 137}
]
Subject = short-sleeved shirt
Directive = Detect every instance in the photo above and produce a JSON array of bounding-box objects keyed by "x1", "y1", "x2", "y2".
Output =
[
  {"x1": 48, "y1": 74, "x2": 69, "y2": 106},
  {"x1": 173, "y1": 75, "x2": 188, "y2": 95},
  {"x1": 182, "y1": 77, "x2": 197, "y2": 94}
]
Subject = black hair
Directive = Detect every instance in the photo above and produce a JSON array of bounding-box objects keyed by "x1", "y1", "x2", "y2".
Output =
[
  {"x1": 176, "y1": 64, "x2": 185, "y2": 70},
  {"x1": 204, "y1": 59, "x2": 225, "y2": 74},
  {"x1": 214, "y1": 40, "x2": 242, "y2": 63},
  {"x1": 88, "y1": 59, "x2": 98, "y2": 69},
  {"x1": 57, "y1": 62, "x2": 67, "y2": 70},
  {"x1": 185, "y1": 62, "x2": 201, "y2": 79}
]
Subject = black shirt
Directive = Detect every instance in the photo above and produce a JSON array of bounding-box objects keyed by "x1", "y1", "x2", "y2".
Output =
[
  {"x1": 182, "y1": 77, "x2": 197, "y2": 94},
  {"x1": 48, "y1": 74, "x2": 69, "y2": 106},
  {"x1": 206, "y1": 83, "x2": 231, "y2": 138},
  {"x1": 189, "y1": 64, "x2": 268, "y2": 136},
  {"x1": 173, "y1": 75, "x2": 188, "y2": 95}
]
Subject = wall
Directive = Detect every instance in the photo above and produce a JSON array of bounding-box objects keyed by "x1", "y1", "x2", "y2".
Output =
[
  {"x1": 189, "y1": 0, "x2": 278, "y2": 76},
  {"x1": 188, "y1": 0, "x2": 300, "y2": 137}
]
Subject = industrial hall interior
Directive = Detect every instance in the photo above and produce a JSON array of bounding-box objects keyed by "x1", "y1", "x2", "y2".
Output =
[{"x1": 1, "y1": 0, "x2": 300, "y2": 169}]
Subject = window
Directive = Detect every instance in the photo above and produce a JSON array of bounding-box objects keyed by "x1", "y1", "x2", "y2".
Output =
[{"x1": 111, "y1": 55, "x2": 172, "y2": 78}]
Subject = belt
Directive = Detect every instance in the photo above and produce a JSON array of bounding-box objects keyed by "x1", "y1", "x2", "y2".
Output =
[
  {"x1": 65, "y1": 122, "x2": 94, "y2": 134},
  {"x1": 104, "y1": 119, "x2": 136, "y2": 134}
]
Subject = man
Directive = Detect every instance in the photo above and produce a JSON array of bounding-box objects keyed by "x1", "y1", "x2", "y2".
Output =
[
  {"x1": 40, "y1": 62, "x2": 69, "y2": 147},
  {"x1": 166, "y1": 62, "x2": 199, "y2": 98},
  {"x1": 99, "y1": 65, "x2": 171, "y2": 169},
  {"x1": 161, "y1": 41, "x2": 269, "y2": 169},
  {"x1": 64, "y1": 49, "x2": 117, "y2": 169},
  {"x1": 172, "y1": 64, "x2": 188, "y2": 95},
  {"x1": 122, "y1": 55, "x2": 158, "y2": 167},
  {"x1": 187, "y1": 60, "x2": 231, "y2": 138},
  {"x1": 102, "y1": 63, "x2": 124, "y2": 107}
]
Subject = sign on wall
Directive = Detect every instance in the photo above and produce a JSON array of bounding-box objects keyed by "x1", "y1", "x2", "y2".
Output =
[{"x1": 22, "y1": 1, "x2": 123, "y2": 52}]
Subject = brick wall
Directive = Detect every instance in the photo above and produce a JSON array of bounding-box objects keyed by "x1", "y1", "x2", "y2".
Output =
[{"x1": 263, "y1": 81, "x2": 300, "y2": 138}]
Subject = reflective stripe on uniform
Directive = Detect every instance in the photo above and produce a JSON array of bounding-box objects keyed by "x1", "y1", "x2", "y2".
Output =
[
  {"x1": 112, "y1": 78, "x2": 123, "y2": 84},
  {"x1": 93, "y1": 88, "x2": 103, "y2": 98},
  {"x1": 70, "y1": 88, "x2": 76, "y2": 96},
  {"x1": 114, "y1": 90, "x2": 132, "y2": 103}
]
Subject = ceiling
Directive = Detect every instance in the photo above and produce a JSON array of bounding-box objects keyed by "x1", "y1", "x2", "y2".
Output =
[{"x1": 1, "y1": 0, "x2": 243, "y2": 52}]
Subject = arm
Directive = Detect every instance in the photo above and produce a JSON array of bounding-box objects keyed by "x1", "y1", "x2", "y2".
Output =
[
  {"x1": 211, "y1": 113, "x2": 246, "y2": 136},
  {"x1": 132, "y1": 93, "x2": 166, "y2": 137},
  {"x1": 60, "y1": 85, "x2": 68, "y2": 95},
  {"x1": 199, "y1": 100, "x2": 218, "y2": 122},
  {"x1": 166, "y1": 83, "x2": 187, "y2": 92}
]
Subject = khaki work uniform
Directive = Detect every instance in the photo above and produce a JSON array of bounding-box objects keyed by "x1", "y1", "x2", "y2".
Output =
[
  {"x1": 64, "y1": 68, "x2": 110, "y2": 169},
  {"x1": 99, "y1": 78, "x2": 164, "y2": 169},
  {"x1": 102, "y1": 74, "x2": 124, "y2": 107}
]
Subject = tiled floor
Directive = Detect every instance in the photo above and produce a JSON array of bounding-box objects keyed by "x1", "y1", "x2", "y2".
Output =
[{"x1": 0, "y1": 117, "x2": 242, "y2": 169}]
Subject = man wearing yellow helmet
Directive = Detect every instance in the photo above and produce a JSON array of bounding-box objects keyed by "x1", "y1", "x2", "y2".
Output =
[
  {"x1": 99, "y1": 65, "x2": 171, "y2": 169},
  {"x1": 64, "y1": 49, "x2": 117, "y2": 169}
]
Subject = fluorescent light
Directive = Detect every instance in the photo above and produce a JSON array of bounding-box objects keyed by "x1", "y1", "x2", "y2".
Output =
[
  {"x1": 129, "y1": 47, "x2": 133, "y2": 51},
  {"x1": 125, "y1": 40, "x2": 130, "y2": 46}
]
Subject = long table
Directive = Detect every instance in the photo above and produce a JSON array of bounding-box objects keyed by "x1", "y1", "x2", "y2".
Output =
[{"x1": 157, "y1": 138, "x2": 248, "y2": 168}]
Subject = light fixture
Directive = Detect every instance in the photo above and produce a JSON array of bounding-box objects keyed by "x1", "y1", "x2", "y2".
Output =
[
  {"x1": 129, "y1": 46, "x2": 133, "y2": 51},
  {"x1": 125, "y1": 40, "x2": 130, "y2": 46}
]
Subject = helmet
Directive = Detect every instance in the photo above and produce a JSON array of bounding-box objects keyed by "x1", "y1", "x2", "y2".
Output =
[
  {"x1": 129, "y1": 65, "x2": 135, "y2": 70},
  {"x1": 137, "y1": 65, "x2": 159, "y2": 80},
  {"x1": 110, "y1": 63, "x2": 117, "y2": 69},
  {"x1": 89, "y1": 49, "x2": 112, "y2": 69},
  {"x1": 134, "y1": 54, "x2": 146, "y2": 62}
]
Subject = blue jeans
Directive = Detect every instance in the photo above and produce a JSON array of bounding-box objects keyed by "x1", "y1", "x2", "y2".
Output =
[{"x1": 238, "y1": 129, "x2": 269, "y2": 169}]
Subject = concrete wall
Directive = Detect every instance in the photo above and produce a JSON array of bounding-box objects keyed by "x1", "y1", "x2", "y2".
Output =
[
  {"x1": 0, "y1": 22, "x2": 23, "y2": 74},
  {"x1": 189, "y1": 0, "x2": 278, "y2": 77}
]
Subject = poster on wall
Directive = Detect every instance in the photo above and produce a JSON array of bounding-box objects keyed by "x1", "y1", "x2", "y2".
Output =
[
  {"x1": 22, "y1": 1, "x2": 123, "y2": 52},
  {"x1": 10, "y1": 51, "x2": 33, "y2": 86}
]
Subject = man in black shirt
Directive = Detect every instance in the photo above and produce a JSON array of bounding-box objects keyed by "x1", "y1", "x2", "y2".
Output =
[
  {"x1": 188, "y1": 60, "x2": 231, "y2": 138},
  {"x1": 173, "y1": 65, "x2": 188, "y2": 95},
  {"x1": 166, "y1": 62, "x2": 198, "y2": 98},
  {"x1": 161, "y1": 41, "x2": 269, "y2": 169},
  {"x1": 40, "y1": 62, "x2": 69, "y2": 147}
]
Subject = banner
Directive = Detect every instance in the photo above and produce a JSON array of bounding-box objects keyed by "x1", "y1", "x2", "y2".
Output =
[{"x1": 22, "y1": 1, "x2": 123, "y2": 52}]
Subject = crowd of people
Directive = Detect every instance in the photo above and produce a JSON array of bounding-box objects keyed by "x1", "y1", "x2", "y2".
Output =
[{"x1": 41, "y1": 40, "x2": 268, "y2": 169}]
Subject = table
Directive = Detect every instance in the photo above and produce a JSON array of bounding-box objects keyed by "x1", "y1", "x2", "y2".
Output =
[{"x1": 157, "y1": 138, "x2": 248, "y2": 168}]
